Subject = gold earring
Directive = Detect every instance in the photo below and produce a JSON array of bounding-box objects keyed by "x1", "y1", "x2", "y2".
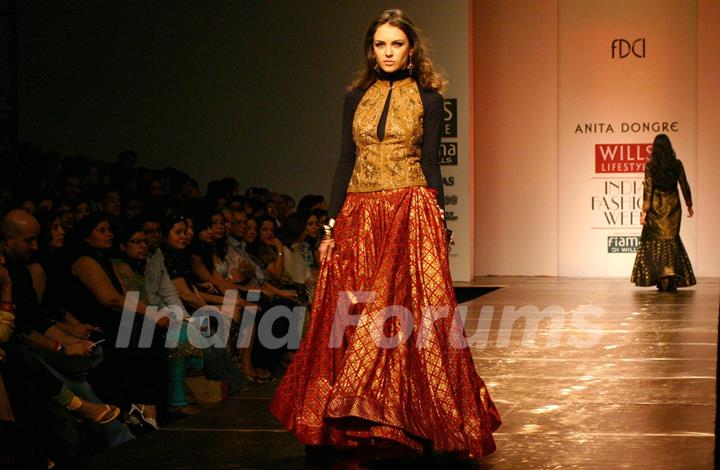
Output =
[{"x1": 407, "y1": 58, "x2": 414, "y2": 74}]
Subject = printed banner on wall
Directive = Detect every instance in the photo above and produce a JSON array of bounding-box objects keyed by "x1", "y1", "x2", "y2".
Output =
[
  {"x1": 442, "y1": 96, "x2": 472, "y2": 281},
  {"x1": 558, "y1": 0, "x2": 697, "y2": 277}
]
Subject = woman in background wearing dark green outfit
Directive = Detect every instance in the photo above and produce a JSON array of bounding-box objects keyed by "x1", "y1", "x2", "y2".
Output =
[{"x1": 632, "y1": 134, "x2": 696, "y2": 292}]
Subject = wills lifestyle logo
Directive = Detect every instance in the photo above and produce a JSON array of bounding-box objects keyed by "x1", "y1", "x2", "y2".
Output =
[
  {"x1": 595, "y1": 143, "x2": 651, "y2": 173},
  {"x1": 608, "y1": 235, "x2": 640, "y2": 253},
  {"x1": 115, "y1": 291, "x2": 605, "y2": 351},
  {"x1": 611, "y1": 38, "x2": 646, "y2": 58}
]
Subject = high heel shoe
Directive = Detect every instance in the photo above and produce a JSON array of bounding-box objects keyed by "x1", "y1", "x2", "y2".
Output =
[
  {"x1": 66, "y1": 396, "x2": 120, "y2": 424},
  {"x1": 128, "y1": 403, "x2": 159, "y2": 430}
]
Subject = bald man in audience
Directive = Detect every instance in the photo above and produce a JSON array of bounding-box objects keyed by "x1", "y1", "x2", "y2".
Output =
[{"x1": 1, "y1": 210, "x2": 95, "y2": 356}]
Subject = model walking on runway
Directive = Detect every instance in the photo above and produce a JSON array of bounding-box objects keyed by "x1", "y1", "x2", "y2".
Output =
[
  {"x1": 632, "y1": 133, "x2": 696, "y2": 291},
  {"x1": 270, "y1": 8, "x2": 501, "y2": 460}
]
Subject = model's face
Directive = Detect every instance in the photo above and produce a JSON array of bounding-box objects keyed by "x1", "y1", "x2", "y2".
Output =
[
  {"x1": 305, "y1": 215, "x2": 319, "y2": 238},
  {"x1": 85, "y1": 221, "x2": 113, "y2": 250},
  {"x1": 373, "y1": 24, "x2": 412, "y2": 74},
  {"x1": 49, "y1": 217, "x2": 65, "y2": 249},
  {"x1": 121, "y1": 231, "x2": 148, "y2": 261},
  {"x1": 259, "y1": 220, "x2": 275, "y2": 244},
  {"x1": 166, "y1": 222, "x2": 187, "y2": 250}
]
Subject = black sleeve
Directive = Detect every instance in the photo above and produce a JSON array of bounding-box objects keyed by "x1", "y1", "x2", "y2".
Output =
[
  {"x1": 677, "y1": 160, "x2": 692, "y2": 208},
  {"x1": 328, "y1": 89, "x2": 364, "y2": 219},
  {"x1": 642, "y1": 165, "x2": 653, "y2": 212},
  {"x1": 419, "y1": 90, "x2": 445, "y2": 211}
]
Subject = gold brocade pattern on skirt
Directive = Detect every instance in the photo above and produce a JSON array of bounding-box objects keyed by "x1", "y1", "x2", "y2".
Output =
[
  {"x1": 631, "y1": 238, "x2": 696, "y2": 287},
  {"x1": 269, "y1": 186, "x2": 501, "y2": 457}
]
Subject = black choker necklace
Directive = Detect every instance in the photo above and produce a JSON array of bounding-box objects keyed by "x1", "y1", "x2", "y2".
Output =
[{"x1": 376, "y1": 68, "x2": 411, "y2": 82}]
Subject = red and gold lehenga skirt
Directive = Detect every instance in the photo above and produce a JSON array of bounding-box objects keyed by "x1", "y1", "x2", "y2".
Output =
[{"x1": 270, "y1": 186, "x2": 501, "y2": 458}]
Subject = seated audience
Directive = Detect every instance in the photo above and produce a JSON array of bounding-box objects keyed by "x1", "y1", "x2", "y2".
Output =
[
  {"x1": 159, "y1": 215, "x2": 252, "y2": 388},
  {"x1": 0, "y1": 140, "x2": 337, "y2": 466},
  {"x1": 65, "y1": 214, "x2": 166, "y2": 428}
]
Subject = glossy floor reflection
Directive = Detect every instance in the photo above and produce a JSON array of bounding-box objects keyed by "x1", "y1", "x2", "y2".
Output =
[{"x1": 77, "y1": 277, "x2": 718, "y2": 469}]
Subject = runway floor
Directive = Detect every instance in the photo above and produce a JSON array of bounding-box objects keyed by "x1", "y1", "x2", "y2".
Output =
[{"x1": 77, "y1": 277, "x2": 719, "y2": 469}]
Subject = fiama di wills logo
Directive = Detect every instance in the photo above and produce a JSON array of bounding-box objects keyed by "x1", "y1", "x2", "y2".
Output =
[
  {"x1": 595, "y1": 143, "x2": 651, "y2": 173},
  {"x1": 608, "y1": 236, "x2": 640, "y2": 253}
]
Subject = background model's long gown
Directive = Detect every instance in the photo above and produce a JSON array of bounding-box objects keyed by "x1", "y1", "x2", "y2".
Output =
[
  {"x1": 270, "y1": 75, "x2": 501, "y2": 458},
  {"x1": 631, "y1": 159, "x2": 696, "y2": 287}
]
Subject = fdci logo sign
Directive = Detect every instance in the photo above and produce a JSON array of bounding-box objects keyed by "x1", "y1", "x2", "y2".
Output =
[
  {"x1": 608, "y1": 236, "x2": 641, "y2": 253},
  {"x1": 611, "y1": 38, "x2": 646, "y2": 58}
]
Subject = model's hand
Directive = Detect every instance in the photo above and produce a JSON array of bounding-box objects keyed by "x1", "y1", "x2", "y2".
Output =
[
  {"x1": 687, "y1": 207, "x2": 694, "y2": 218},
  {"x1": 319, "y1": 239, "x2": 335, "y2": 263}
]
